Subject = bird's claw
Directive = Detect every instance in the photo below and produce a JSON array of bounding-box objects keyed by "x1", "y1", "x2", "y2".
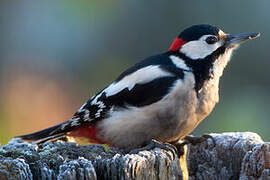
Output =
[
  {"x1": 171, "y1": 142, "x2": 187, "y2": 156},
  {"x1": 171, "y1": 134, "x2": 215, "y2": 156},
  {"x1": 128, "y1": 135, "x2": 215, "y2": 158},
  {"x1": 183, "y1": 134, "x2": 216, "y2": 146},
  {"x1": 129, "y1": 139, "x2": 178, "y2": 159}
]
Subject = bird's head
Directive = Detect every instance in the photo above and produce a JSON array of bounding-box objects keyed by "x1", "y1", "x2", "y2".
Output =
[
  {"x1": 170, "y1": 24, "x2": 260, "y2": 60},
  {"x1": 169, "y1": 24, "x2": 260, "y2": 92}
]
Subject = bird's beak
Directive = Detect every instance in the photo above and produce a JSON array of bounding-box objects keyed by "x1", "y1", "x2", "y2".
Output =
[{"x1": 225, "y1": 32, "x2": 260, "y2": 47}]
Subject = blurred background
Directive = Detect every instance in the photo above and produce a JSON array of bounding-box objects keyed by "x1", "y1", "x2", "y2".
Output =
[{"x1": 0, "y1": 0, "x2": 269, "y2": 144}]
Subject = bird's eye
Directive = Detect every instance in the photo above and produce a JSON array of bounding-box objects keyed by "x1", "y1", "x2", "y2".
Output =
[{"x1": 205, "y1": 36, "x2": 218, "y2": 44}]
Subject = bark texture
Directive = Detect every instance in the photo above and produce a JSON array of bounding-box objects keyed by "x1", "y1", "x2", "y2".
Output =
[{"x1": 0, "y1": 132, "x2": 269, "y2": 180}]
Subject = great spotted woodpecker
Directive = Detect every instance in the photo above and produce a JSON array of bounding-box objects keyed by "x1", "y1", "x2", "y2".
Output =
[{"x1": 18, "y1": 24, "x2": 260, "y2": 151}]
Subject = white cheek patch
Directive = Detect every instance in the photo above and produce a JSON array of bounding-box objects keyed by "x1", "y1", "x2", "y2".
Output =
[
  {"x1": 104, "y1": 65, "x2": 173, "y2": 96},
  {"x1": 180, "y1": 35, "x2": 223, "y2": 59}
]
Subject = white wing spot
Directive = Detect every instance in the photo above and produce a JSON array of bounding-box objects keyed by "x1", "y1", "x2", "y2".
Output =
[
  {"x1": 70, "y1": 119, "x2": 80, "y2": 127},
  {"x1": 98, "y1": 101, "x2": 105, "y2": 109},
  {"x1": 91, "y1": 93, "x2": 102, "y2": 105},
  {"x1": 83, "y1": 109, "x2": 90, "y2": 121},
  {"x1": 60, "y1": 118, "x2": 80, "y2": 130},
  {"x1": 95, "y1": 113, "x2": 101, "y2": 118},
  {"x1": 77, "y1": 103, "x2": 87, "y2": 113},
  {"x1": 94, "y1": 101, "x2": 106, "y2": 118}
]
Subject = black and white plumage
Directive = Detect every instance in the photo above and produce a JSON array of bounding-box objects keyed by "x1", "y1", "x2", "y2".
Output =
[{"x1": 18, "y1": 24, "x2": 260, "y2": 149}]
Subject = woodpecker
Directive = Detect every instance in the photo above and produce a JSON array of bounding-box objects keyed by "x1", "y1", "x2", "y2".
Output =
[{"x1": 18, "y1": 24, "x2": 260, "y2": 151}]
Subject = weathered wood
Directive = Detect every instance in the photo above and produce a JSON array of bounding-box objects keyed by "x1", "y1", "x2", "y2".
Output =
[{"x1": 0, "y1": 132, "x2": 269, "y2": 180}]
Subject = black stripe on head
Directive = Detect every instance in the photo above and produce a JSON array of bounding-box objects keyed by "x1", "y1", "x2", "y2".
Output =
[
  {"x1": 179, "y1": 24, "x2": 220, "y2": 42},
  {"x1": 170, "y1": 45, "x2": 226, "y2": 93}
]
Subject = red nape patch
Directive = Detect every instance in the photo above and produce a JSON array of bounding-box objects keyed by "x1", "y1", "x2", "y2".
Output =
[
  {"x1": 169, "y1": 38, "x2": 186, "y2": 52},
  {"x1": 69, "y1": 126, "x2": 105, "y2": 144}
]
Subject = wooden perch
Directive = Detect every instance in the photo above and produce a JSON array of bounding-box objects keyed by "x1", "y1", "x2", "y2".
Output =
[{"x1": 0, "y1": 132, "x2": 269, "y2": 180}]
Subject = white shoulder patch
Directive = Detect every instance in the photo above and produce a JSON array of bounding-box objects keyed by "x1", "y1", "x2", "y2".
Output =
[
  {"x1": 169, "y1": 55, "x2": 190, "y2": 71},
  {"x1": 104, "y1": 65, "x2": 173, "y2": 96}
]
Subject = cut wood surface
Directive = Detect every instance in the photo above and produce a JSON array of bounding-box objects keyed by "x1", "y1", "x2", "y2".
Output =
[{"x1": 0, "y1": 132, "x2": 269, "y2": 180}]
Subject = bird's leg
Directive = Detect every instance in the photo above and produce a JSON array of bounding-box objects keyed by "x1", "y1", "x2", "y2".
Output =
[
  {"x1": 129, "y1": 139, "x2": 178, "y2": 159},
  {"x1": 170, "y1": 134, "x2": 215, "y2": 156},
  {"x1": 170, "y1": 140, "x2": 186, "y2": 156},
  {"x1": 183, "y1": 134, "x2": 216, "y2": 146}
]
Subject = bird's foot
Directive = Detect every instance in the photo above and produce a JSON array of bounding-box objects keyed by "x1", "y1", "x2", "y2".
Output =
[
  {"x1": 129, "y1": 139, "x2": 178, "y2": 159},
  {"x1": 171, "y1": 141, "x2": 187, "y2": 156},
  {"x1": 184, "y1": 134, "x2": 216, "y2": 146},
  {"x1": 171, "y1": 134, "x2": 215, "y2": 156}
]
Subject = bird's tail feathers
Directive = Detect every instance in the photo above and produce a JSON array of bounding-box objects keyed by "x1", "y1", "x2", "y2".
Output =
[{"x1": 17, "y1": 121, "x2": 73, "y2": 144}]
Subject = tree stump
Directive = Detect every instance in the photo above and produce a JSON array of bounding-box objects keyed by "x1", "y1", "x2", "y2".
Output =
[{"x1": 0, "y1": 132, "x2": 269, "y2": 180}]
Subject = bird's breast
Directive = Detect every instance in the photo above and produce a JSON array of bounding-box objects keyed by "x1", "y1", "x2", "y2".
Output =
[
  {"x1": 95, "y1": 72, "x2": 219, "y2": 149},
  {"x1": 196, "y1": 77, "x2": 220, "y2": 122}
]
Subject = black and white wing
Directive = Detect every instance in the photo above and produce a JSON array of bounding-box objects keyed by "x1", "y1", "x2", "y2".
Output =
[
  {"x1": 75, "y1": 52, "x2": 187, "y2": 124},
  {"x1": 18, "y1": 52, "x2": 188, "y2": 142}
]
